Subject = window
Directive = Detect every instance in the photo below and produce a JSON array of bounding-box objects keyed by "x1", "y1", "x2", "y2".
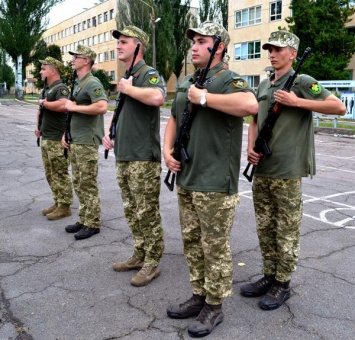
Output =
[
  {"x1": 110, "y1": 30, "x2": 115, "y2": 40},
  {"x1": 110, "y1": 50, "x2": 115, "y2": 60},
  {"x1": 98, "y1": 34, "x2": 103, "y2": 43},
  {"x1": 104, "y1": 32, "x2": 109, "y2": 42},
  {"x1": 234, "y1": 41, "x2": 261, "y2": 61},
  {"x1": 110, "y1": 71, "x2": 115, "y2": 80},
  {"x1": 93, "y1": 17, "x2": 97, "y2": 27},
  {"x1": 104, "y1": 12, "x2": 108, "y2": 22},
  {"x1": 270, "y1": 1, "x2": 282, "y2": 21},
  {"x1": 82, "y1": 21, "x2": 86, "y2": 30},
  {"x1": 73, "y1": 25, "x2": 77, "y2": 34},
  {"x1": 242, "y1": 75, "x2": 260, "y2": 92},
  {"x1": 110, "y1": 9, "x2": 114, "y2": 20},
  {"x1": 98, "y1": 53, "x2": 103, "y2": 62},
  {"x1": 98, "y1": 14, "x2": 102, "y2": 24},
  {"x1": 92, "y1": 35, "x2": 96, "y2": 45},
  {"x1": 87, "y1": 19, "x2": 91, "y2": 28},
  {"x1": 104, "y1": 52, "x2": 109, "y2": 61},
  {"x1": 78, "y1": 23, "x2": 81, "y2": 32},
  {"x1": 88, "y1": 37, "x2": 92, "y2": 46},
  {"x1": 235, "y1": 6, "x2": 261, "y2": 28}
]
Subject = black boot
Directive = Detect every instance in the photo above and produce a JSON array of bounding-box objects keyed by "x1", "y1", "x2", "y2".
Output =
[
  {"x1": 187, "y1": 302, "x2": 224, "y2": 337},
  {"x1": 258, "y1": 280, "x2": 291, "y2": 310},
  {"x1": 240, "y1": 275, "x2": 275, "y2": 297},
  {"x1": 167, "y1": 294, "x2": 206, "y2": 319}
]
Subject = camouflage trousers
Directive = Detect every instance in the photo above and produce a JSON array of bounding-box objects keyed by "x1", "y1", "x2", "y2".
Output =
[
  {"x1": 116, "y1": 161, "x2": 164, "y2": 267},
  {"x1": 253, "y1": 177, "x2": 303, "y2": 282},
  {"x1": 70, "y1": 144, "x2": 101, "y2": 228},
  {"x1": 41, "y1": 139, "x2": 73, "y2": 206},
  {"x1": 177, "y1": 187, "x2": 240, "y2": 305}
]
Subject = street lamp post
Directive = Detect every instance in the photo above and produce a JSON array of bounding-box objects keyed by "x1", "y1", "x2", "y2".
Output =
[{"x1": 138, "y1": 0, "x2": 160, "y2": 69}]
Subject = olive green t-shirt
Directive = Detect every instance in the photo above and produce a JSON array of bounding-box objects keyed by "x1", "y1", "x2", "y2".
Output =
[
  {"x1": 255, "y1": 69, "x2": 331, "y2": 178},
  {"x1": 114, "y1": 60, "x2": 164, "y2": 162},
  {"x1": 70, "y1": 72, "x2": 107, "y2": 146},
  {"x1": 41, "y1": 80, "x2": 69, "y2": 140},
  {"x1": 172, "y1": 62, "x2": 254, "y2": 194}
]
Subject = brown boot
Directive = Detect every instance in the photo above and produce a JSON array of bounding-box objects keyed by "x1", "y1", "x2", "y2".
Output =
[
  {"x1": 42, "y1": 204, "x2": 57, "y2": 216},
  {"x1": 46, "y1": 205, "x2": 72, "y2": 220},
  {"x1": 130, "y1": 265, "x2": 160, "y2": 287},
  {"x1": 113, "y1": 256, "x2": 144, "y2": 272}
]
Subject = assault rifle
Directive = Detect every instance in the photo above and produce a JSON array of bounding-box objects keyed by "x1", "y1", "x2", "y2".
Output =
[
  {"x1": 63, "y1": 70, "x2": 77, "y2": 159},
  {"x1": 164, "y1": 36, "x2": 222, "y2": 191},
  {"x1": 37, "y1": 77, "x2": 47, "y2": 147},
  {"x1": 243, "y1": 47, "x2": 311, "y2": 182},
  {"x1": 104, "y1": 43, "x2": 140, "y2": 159}
]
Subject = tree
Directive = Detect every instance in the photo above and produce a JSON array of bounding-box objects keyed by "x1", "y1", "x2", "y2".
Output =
[
  {"x1": 92, "y1": 69, "x2": 112, "y2": 91},
  {"x1": 116, "y1": 0, "x2": 176, "y2": 83},
  {"x1": 171, "y1": 0, "x2": 197, "y2": 86},
  {"x1": 285, "y1": 0, "x2": 355, "y2": 80},
  {"x1": 198, "y1": 0, "x2": 228, "y2": 28},
  {"x1": 0, "y1": 0, "x2": 63, "y2": 81},
  {"x1": 0, "y1": 49, "x2": 15, "y2": 90}
]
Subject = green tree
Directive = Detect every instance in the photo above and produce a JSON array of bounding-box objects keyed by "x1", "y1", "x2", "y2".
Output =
[
  {"x1": 285, "y1": 0, "x2": 355, "y2": 80},
  {"x1": 0, "y1": 0, "x2": 63, "y2": 80},
  {"x1": 116, "y1": 0, "x2": 176, "y2": 82},
  {"x1": 199, "y1": 0, "x2": 228, "y2": 28},
  {"x1": 92, "y1": 69, "x2": 112, "y2": 91},
  {"x1": 171, "y1": 0, "x2": 197, "y2": 86},
  {"x1": 0, "y1": 49, "x2": 15, "y2": 90}
]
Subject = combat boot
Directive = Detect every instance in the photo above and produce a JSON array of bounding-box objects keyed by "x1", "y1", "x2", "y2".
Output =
[
  {"x1": 258, "y1": 280, "x2": 291, "y2": 310},
  {"x1": 187, "y1": 302, "x2": 224, "y2": 337},
  {"x1": 240, "y1": 275, "x2": 275, "y2": 297},
  {"x1": 113, "y1": 256, "x2": 144, "y2": 272},
  {"x1": 46, "y1": 204, "x2": 71, "y2": 220},
  {"x1": 42, "y1": 203, "x2": 57, "y2": 216},
  {"x1": 130, "y1": 265, "x2": 160, "y2": 287},
  {"x1": 167, "y1": 294, "x2": 206, "y2": 319}
]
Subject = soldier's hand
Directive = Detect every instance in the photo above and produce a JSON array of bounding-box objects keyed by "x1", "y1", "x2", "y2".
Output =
[{"x1": 102, "y1": 134, "x2": 114, "y2": 150}]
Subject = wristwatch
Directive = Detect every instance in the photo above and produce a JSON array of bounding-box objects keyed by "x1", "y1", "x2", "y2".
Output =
[{"x1": 200, "y1": 92, "x2": 207, "y2": 107}]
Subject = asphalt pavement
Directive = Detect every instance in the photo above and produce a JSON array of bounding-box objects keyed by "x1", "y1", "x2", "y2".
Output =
[{"x1": 0, "y1": 99, "x2": 354, "y2": 340}]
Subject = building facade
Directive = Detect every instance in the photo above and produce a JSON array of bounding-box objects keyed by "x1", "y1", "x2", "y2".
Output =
[{"x1": 228, "y1": 0, "x2": 355, "y2": 92}]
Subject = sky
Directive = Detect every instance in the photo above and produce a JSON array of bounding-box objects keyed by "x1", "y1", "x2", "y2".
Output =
[{"x1": 48, "y1": 0, "x2": 200, "y2": 28}]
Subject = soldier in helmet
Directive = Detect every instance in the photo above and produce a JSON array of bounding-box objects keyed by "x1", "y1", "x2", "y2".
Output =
[
  {"x1": 163, "y1": 21, "x2": 258, "y2": 337},
  {"x1": 35, "y1": 57, "x2": 73, "y2": 221},
  {"x1": 241, "y1": 30, "x2": 346, "y2": 310}
]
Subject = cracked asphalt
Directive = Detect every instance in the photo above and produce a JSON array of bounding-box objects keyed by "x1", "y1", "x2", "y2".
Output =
[{"x1": 0, "y1": 99, "x2": 354, "y2": 340}]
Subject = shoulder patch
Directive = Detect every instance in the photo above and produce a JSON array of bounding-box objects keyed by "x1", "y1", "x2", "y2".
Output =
[
  {"x1": 61, "y1": 88, "x2": 69, "y2": 96},
  {"x1": 308, "y1": 82, "x2": 322, "y2": 95},
  {"x1": 149, "y1": 76, "x2": 160, "y2": 85},
  {"x1": 232, "y1": 77, "x2": 249, "y2": 89},
  {"x1": 94, "y1": 88, "x2": 103, "y2": 97}
]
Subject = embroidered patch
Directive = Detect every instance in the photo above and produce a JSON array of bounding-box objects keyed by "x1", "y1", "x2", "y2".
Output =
[
  {"x1": 309, "y1": 82, "x2": 322, "y2": 95},
  {"x1": 149, "y1": 76, "x2": 160, "y2": 85},
  {"x1": 61, "y1": 88, "x2": 69, "y2": 96},
  {"x1": 232, "y1": 77, "x2": 248, "y2": 89},
  {"x1": 94, "y1": 88, "x2": 102, "y2": 97}
]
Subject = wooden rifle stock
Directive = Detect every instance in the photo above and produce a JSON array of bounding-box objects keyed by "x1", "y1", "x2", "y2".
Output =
[
  {"x1": 104, "y1": 43, "x2": 140, "y2": 159},
  {"x1": 164, "y1": 36, "x2": 222, "y2": 191},
  {"x1": 243, "y1": 47, "x2": 311, "y2": 182},
  {"x1": 64, "y1": 70, "x2": 77, "y2": 159}
]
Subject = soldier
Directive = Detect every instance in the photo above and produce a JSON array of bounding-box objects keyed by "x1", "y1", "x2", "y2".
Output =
[
  {"x1": 241, "y1": 30, "x2": 346, "y2": 310},
  {"x1": 163, "y1": 21, "x2": 258, "y2": 337},
  {"x1": 62, "y1": 45, "x2": 108, "y2": 240},
  {"x1": 102, "y1": 26, "x2": 165, "y2": 286},
  {"x1": 35, "y1": 57, "x2": 73, "y2": 220}
]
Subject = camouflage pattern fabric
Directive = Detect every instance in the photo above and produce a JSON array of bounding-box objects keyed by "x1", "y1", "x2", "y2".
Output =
[
  {"x1": 186, "y1": 21, "x2": 230, "y2": 46},
  {"x1": 41, "y1": 140, "x2": 73, "y2": 206},
  {"x1": 177, "y1": 187, "x2": 240, "y2": 305},
  {"x1": 69, "y1": 44, "x2": 97, "y2": 61},
  {"x1": 112, "y1": 25, "x2": 149, "y2": 47},
  {"x1": 39, "y1": 57, "x2": 64, "y2": 74},
  {"x1": 70, "y1": 144, "x2": 101, "y2": 228},
  {"x1": 262, "y1": 30, "x2": 300, "y2": 50},
  {"x1": 116, "y1": 161, "x2": 164, "y2": 267},
  {"x1": 253, "y1": 177, "x2": 302, "y2": 282}
]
